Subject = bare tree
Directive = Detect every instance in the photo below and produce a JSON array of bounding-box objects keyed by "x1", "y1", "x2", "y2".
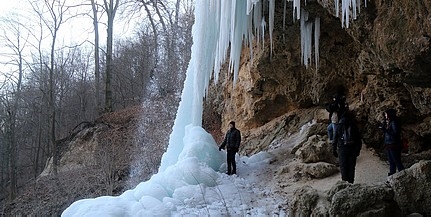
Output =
[
  {"x1": 103, "y1": 0, "x2": 120, "y2": 113},
  {"x1": 26, "y1": 11, "x2": 52, "y2": 181},
  {"x1": 90, "y1": 0, "x2": 103, "y2": 114},
  {"x1": 0, "y1": 0, "x2": 194, "y2": 213},
  {"x1": 0, "y1": 15, "x2": 29, "y2": 201},
  {"x1": 132, "y1": 0, "x2": 193, "y2": 97},
  {"x1": 29, "y1": 0, "x2": 72, "y2": 175}
]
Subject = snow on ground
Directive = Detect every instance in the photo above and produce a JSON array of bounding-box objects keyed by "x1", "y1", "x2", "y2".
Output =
[
  {"x1": 62, "y1": 122, "x2": 389, "y2": 216},
  {"x1": 166, "y1": 125, "x2": 390, "y2": 216}
]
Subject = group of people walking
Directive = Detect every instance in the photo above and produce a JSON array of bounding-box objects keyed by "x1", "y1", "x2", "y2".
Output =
[
  {"x1": 326, "y1": 93, "x2": 405, "y2": 183},
  {"x1": 218, "y1": 92, "x2": 405, "y2": 182}
]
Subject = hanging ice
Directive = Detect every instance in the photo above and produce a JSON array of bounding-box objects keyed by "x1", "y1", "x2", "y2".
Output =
[
  {"x1": 62, "y1": 1, "x2": 366, "y2": 216},
  {"x1": 269, "y1": 0, "x2": 275, "y2": 59},
  {"x1": 300, "y1": 9, "x2": 320, "y2": 69},
  {"x1": 293, "y1": 0, "x2": 301, "y2": 20},
  {"x1": 335, "y1": 0, "x2": 363, "y2": 28},
  {"x1": 314, "y1": 17, "x2": 320, "y2": 72}
]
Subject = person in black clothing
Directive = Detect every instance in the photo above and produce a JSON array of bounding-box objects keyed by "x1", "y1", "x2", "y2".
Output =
[
  {"x1": 325, "y1": 93, "x2": 347, "y2": 143},
  {"x1": 381, "y1": 108, "x2": 405, "y2": 176},
  {"x1": 219, "y1": 121, "x2": 241, "y2": 175},
  {"x1": 332, "y1": 110, "x2": 362, "y2": 183}
]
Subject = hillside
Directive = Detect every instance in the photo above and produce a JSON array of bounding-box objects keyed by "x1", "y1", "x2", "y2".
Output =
[{"x1": 3, "y1": 97, "x2": 179, "y2": 215}]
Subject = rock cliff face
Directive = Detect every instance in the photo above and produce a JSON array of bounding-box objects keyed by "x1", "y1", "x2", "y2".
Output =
[{"x1": 205, "y1": 0, "x2": 431, "y2": 154}]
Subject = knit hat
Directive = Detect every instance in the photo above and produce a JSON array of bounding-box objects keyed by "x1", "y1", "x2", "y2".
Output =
[{"x1": 385, "y1": 108, "x2": 397, "y2": 120}]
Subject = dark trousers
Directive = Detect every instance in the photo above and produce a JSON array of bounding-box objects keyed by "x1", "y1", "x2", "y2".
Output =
[
  {"x1": 338, "y1": 147, "x2": 357, "y2": 183},
  {"x1": 387, "y1": 148, "x2": 404, "y2": 175},
  {"x1": 227, "y1": 150, "x2": 236, "y2": 174}
]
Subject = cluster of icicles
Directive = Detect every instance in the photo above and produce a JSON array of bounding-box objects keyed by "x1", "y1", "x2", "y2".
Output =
[{"x1": 193, "y1": 0, "x2": 366, "y2": 94}]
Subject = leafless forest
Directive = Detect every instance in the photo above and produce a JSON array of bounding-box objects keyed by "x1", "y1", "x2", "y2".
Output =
[{"x1": 0, "y1": 0, "x2": 194, "y2": 209}]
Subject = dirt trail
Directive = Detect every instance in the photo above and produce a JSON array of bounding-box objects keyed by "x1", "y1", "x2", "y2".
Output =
[{"x1": 240, "y1": 145, "x2": 390, "y2": 202}]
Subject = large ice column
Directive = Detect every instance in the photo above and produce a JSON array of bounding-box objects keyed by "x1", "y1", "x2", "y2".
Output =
[
  {"x1": 159, "y1": 1, "x2": 220, "y2": 172},
  {"x1": 158, "y1": 0, "x2": 259, "y2": 172}
]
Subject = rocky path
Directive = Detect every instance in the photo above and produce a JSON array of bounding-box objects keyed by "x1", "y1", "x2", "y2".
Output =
[{"x1": 235, "y1": 143, "x2": 390, "y2": 214}]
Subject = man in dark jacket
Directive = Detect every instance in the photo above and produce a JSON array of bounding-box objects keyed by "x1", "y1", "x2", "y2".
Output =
[
  {"x1": 325, "y1": 93, "x2": 347, "y2": 143},
  {"x1": 219, "y1": 121, "x2": 241, "y2": 175},
  {"x1": 332, "y1": 110, "x2": 362, "y2": 183},
  {"x1": 382, "y1": 108, "x2": 405, "y2": 176}
]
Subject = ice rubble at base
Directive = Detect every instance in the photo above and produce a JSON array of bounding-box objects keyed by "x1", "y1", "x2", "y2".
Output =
[{"x1": 62, "y1": 0, "x2": 366, "y2": 216}]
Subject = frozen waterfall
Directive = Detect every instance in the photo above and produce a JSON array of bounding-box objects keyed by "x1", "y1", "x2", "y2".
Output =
[{"x1": 62, "y1": 0, "x2": 366, "y2": 216}]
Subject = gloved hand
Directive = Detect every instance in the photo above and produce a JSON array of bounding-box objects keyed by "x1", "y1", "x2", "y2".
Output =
[{"x1": 333, "y1": 149, "x2": 338, "y2": 158}]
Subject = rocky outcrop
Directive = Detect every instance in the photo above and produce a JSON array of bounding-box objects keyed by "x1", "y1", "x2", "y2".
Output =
[
  {"x1": 294, "y1": 134, "x2": 334, "y2": 163},
  {"x1": 387, "y1": 160, "x2": 431, "y2": 216},
  {"x1": 288, "y1": 160, "x2": 431, "y2": 216},
  {"x1": 203, "y1": 2, "x2": 431, "y2": 214},
  {"x1": 289, "y1": 186, "x2": 323, "y2": 216},
  {"x1": 249, "y1": 109, "x2": 341, "y2": 181},
  {"x1": 205, "y1": 0, "x2": 431, "y2": 157}
]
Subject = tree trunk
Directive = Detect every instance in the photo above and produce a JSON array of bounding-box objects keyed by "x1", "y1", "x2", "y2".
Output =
[
  {"x1": 104, "y1": 0, "x2": 119, "y2": 113},
  {"x1": 91, "y1": 0, "x2": 102, "y2": 115},
  {"x1": 8, "y1": 45, "x2": 24, "y2": 201}
]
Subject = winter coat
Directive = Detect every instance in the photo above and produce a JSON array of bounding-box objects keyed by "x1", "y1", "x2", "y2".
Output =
[
  {"x1": 383, "y1": 119, "x2": 402, "y2": 148},
  {"x1": 220, "y1": 127, "x2": 241, "y2": 152},
  {"x1": 332, "y1": 113, "x2": 362, "y2": 157}
]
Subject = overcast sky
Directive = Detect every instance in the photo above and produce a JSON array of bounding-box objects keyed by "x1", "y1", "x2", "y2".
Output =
[{"x1": 0, "y1": 0, "x2": 142, "y2": 82}]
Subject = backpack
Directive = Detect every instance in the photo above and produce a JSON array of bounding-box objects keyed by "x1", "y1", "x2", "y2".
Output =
[
  {"x1": 326, "y1": 94, "x2": 348, "y2": 114},
  {"x1": 339, "y1": 115, "x2": 362, "y2": 156}
]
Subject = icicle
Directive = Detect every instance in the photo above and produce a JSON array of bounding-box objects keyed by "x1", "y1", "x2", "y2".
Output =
[
  {"x1": 314, "y1": 17, "x2": 320, "y2": 72},
  {"x1": 253, "y1": 1, "x2": 262, "y2": 46},
  {"x1": 214, "y1": 1, "x2": 230, "y2": 83},
  {"x1": 300, "y1": 9, "x2": 313, "y2": 68},
  {"x1": 247, "y1": 0, "x2": 260, "y2": 15},
  {"x1": 341, "y1": 0, "x2": 350, "y2": 28},
  {"x1": 229, "y1": 0, "x2": 248, "y2": 84},
  {"x1": 269, "y1": 0, "x2": 275, "y2": 59},
  {"x1": 247, "y1": 8, "x2": 253, "y2": 61},
  {"x1": 335, "y1": 0, "x2": 339, "y2": 18},
  {"x1": 248, "y1": 13, "x2": 254, "y2": 71},
  {"x1": 356, "y1": 0, "x2": 361, "y2": 15},
  {"x1": 283, "y1": 0, "x2": 287, "y2": 32},
  {"x1": 300, "y1": 10, "x2": 305, "y2": 66},
  {"x1": 352, "y1": 0, "x2": 357, "y2": 20},
  {"x1": 247, "y1": 0, "x2": 254, "y2": 14},
  {"x1": 293, "y1": 0, "x2": 301, "y2": 20},
  {"x1": 261, "y1": 18, "x2": 266, "y2": 48}
]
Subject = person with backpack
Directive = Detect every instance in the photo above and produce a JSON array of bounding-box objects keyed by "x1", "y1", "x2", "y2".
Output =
[
  {"x1": 219, "y1": 121, "x2": 241, "y2": 175},
  {"x1": 325, "y1": 93, "x2": 347, "y2": 144},
  {"x1": 331, "y1": 109, "x2": 362, "y2": 183},
  {"x1": 381, "y1": 108, "x2": 405, "y2": 176}
]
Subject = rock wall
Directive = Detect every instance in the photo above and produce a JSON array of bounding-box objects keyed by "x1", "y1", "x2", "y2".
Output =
[
  {"x1": 288, "y1": 160, "x2": 431, "y2": 216},
  {"x1": 204, "y1": 0, "x2": 431, "y2": 153}
]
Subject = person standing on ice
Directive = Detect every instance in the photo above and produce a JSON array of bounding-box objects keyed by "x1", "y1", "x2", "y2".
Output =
[
  {"x1": 219, "y1": 121, "x2": 241, "y2": 175},
  {"x1": 331, "y1": 109, "x2": 362, "y2": 183}
]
